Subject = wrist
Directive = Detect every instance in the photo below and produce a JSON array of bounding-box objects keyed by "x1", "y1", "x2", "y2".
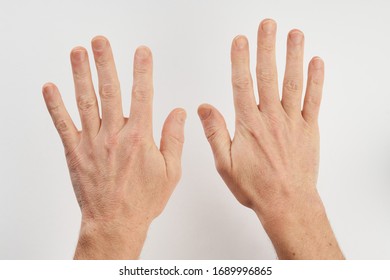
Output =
[
  {"x1": 252, "y1": 186, "x2": 324, "y2": 225},
  {"x1": 253, "y1": 188, "x2": 344, "y2": 259},
  {"x1": 74, "y1": 216, "x2": 150, "y2": 259}
]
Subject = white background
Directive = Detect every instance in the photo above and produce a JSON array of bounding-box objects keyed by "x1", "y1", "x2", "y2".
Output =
[{"x1": 0, "y1": 0, "x2": 389, "y2": 259}]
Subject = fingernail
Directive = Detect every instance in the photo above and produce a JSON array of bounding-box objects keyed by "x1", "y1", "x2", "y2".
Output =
[
  {"x1": 176, "y1": 110, "x2": 187, "y2": 124},
  {"x1": 289, "y1": 31, "x2": 303, "y2": 45},
  {"x1": 198, "y1": 107, "x2": 211, "y2": 120},
  {"x1": 234, "y1": 36, "x2": 247, "y2": 49},
  {"x1": 92, "y1": 37, "x2": 106, "y2": 51},
  {"x1": 312, "y1": 57, "x2": 324, "y2": 70},
  {"x1": 135, "y1": 47, "x2": 149, "y2": 59},
  {"x1": 72, "y1": 49, "x2": 85, "y2": 62},
  {"x1": 262, "y1": 19, "x2": 276, "y2": 34}
]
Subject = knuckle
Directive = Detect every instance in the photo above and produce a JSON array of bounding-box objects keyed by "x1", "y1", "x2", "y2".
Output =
[
  {"x1": 126, "y1": 130, "x2": 146, "y2": 146},
  {"x1": 256, "y1": 69, "x2": 275, "y2": 84},
  {"x1": 283, "y1": 78, "x2": 302, "y2": 93},
  {"x1": 305, "y1": 95, "x2": 321, "y2": 107},
  {"x1": 95, "y1": 58, "x2": 109, "y2": 69},
  {"x1": 73, "y1": 70, "x2": 89, "y2": 81},
  {"x1": 77, "y1": 96, "x2": 96, "y2": 113},
  {"x1": 54, "y1": 119, "x2": 69, "y2": 133},
  {"x1": 100, "y1": 83, "x2": 120, "y2": 100},
  {"x1": 104, "y1": 133, "x2": 120, "y2": 151},
  {"x1": 310, "y1": 77, "x2": 323, "y2": 86},
  {"x1": 256, "y1": 68, "x2": 276, "y2": 84},
  {"x1": 232, "y1": 75, "x2": 252, "y2": 93},
  {"x1": 166, "y1": 134, "x2": 184, "y2": 146},
  {"x1": 259, "y1": 43, "x2": 274, "y2": 54},
  {"x1": 48, "y1": 103, "x2": 61, "y2": 113},
  {"x1": 287, "y1": 53, "x2": 301, "y2": 61},
  {"x1": 134, "y1": 64, "x2": 149, "y2": 75},
  {"x1": 132, "y1": 83, "x2": 153, "y2": 103}
]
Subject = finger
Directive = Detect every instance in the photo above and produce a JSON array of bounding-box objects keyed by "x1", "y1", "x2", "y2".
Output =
[
  {"x1": 91, "y1": 36, "x2": 124, "y2": 132},
  {"x1": 70, "y1": 47, "x2": 100, "y2": 137},
  {"x1": 160, "y1": 108, "x2": 186, "y2": 182},
  {"x1": 281, "y1": 30, "x2": 305, "y2": 116},
  {"x1": 302, "y1": 57, "x2": 324, "y2": 123},
  {"x1": 256, "y1": 19, "x2": 280, "y2": 111},
  {"x1": 198, "y1": 104, "x2": 232, "y2": 175},
  {"x1": 128, "y1": 46, "x2": 154, "y2": 135},
  {"x1": 231, "y1": 35, "x2": 258, "y2": 121},
  {"x1": 42, "y1": 83, "x2": 80, "y2": 155}
]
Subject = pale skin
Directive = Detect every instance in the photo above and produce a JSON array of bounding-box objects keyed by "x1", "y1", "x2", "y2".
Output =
[
  {"x1": 43, "y1": 36, "x2": 186, "y2": 259},
  {"x1": 198, "y1": 19, "x2": 344, "y2": 259},
  {"x1": 43, "y1": 19, "x2": 343, "y2": 260}
]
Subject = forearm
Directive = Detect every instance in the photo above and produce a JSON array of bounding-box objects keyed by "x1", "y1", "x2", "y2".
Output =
[
  {"x1": 255, "y1": 190, "x2": 344, "y2": 260},
  {"x1": 74, "y1": 219, "x2": 150, "y2": 260}
]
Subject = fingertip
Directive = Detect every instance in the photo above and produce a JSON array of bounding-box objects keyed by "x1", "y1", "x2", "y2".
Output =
[
  {"x1": 91, "y1": 35, "x2": 108, "y2": 51},
  {"x1": 91, "y1": 35, "x2": 108, "y2": 42},
  {"x1": 233, "y1": 35, "x2": 248, "y2": 50},
  {"x1": 135, "y1": 45, "x2": 152, "y2": 59},
  {"x1": 311, "y1": 56, "x2": 324, "y2": 70},
  {"x1": 42, "y1": 82, "x2": 56, "y2": 96},
  {"x1": 260, "y1": 18, "x2": 276, "y2": 25},
  {"x1": 172, "y1": 108, "x2": 186, "y2": 124},
  {"x1": 288, "y1": 29, "x2": 304, "y2": 44},
  {"x1": 71, "y1": 46, "x2": 87, "y2": 52},
  {"x1": 260, "y1": 18, "x2": 277, "y2": 34},
  {"x1": 70, "y1": 46, "x2": 87, "y2": 63},
  {"x1": 197, "y1": 104, "x2": 213, "y2": 120},
  {"x1": 92, "y1": 34, "x2": 108, "y2": 40},
  {"x1": 289, "y1": 28, "x2": 303, "y2": 34},
  {"x1": 42, "y1": 83, "x2": 62, "y2": 111}
]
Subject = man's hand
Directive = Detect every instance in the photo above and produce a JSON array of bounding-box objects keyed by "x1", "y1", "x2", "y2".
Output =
[
  {"x1": 43, "y1": 36, "x2": 186, "y2": 259},
  {"x1": 198, "y1": 19, "x2": 343, "y2": 259}
]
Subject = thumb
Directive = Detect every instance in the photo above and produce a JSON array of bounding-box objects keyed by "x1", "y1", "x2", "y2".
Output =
[
  {"x1": 198, "y1": 104, "x2": 232, "y2": 174},
  {"x1": 160, "y1": 108, "x2": 186, "y2": 182}
]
